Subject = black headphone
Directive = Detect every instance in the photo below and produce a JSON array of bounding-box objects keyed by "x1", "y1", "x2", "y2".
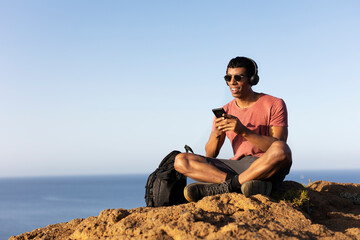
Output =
[{"x1": 246, "y1": 57, "x2": 259, "y2": 86}]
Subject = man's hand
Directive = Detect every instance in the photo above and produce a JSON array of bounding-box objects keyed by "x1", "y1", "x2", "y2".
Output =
[
  {"x1": 215, "y1": 113, "x2": 288, "y2": 152},
  {"x1": 215, "y1": 114, "x2": 247, "y2": 136}
]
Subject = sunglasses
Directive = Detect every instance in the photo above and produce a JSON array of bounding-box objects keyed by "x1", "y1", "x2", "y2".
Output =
[{"x1": 224, "y1": 74, "x2": 246, "y2": 82}]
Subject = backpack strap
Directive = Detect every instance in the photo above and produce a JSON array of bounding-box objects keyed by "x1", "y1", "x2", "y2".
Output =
[{"x1": 184, "y1": 145, "x2": 194, "y2": 153}]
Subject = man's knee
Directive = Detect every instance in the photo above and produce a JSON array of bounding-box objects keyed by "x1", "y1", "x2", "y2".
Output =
[
  {"x1": 268, "y1": 141, "x2": 292, "y2": 168},
  {"x1": 174, "y1": 153, "x2": 190, "y2": 173}
]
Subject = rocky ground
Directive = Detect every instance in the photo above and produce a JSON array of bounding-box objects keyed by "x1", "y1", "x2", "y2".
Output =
[{"x1": 10, "y1": 180, "x2": 360, "y2": 239}]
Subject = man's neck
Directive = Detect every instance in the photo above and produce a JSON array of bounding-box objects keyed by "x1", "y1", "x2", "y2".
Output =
[{"x1": 235, "y1": 91, "x2": 260, "y2": 109}]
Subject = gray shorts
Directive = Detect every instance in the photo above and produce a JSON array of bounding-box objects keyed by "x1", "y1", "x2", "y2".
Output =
[{"x1": 206, "y1": 155, "x2": 290, "y2": 189}]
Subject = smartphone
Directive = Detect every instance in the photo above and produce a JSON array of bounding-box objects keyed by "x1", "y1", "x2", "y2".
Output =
[{"x1": 212, "y1": 108, "x2": 226, "y2": 118}]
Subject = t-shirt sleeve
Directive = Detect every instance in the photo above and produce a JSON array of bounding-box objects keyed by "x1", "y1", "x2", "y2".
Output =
[{"x1": 270, "y1": 98, "x2": 288, "y2": 127}]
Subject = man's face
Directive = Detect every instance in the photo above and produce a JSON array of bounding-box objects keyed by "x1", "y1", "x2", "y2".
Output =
[{"x1": 226, "y1": 67, "x2": 251, "y2": 99}]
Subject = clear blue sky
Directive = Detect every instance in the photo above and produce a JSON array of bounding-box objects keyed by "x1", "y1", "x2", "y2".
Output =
[{"x1": 1, "y1": 1, "x2": 359, "y2": 177}]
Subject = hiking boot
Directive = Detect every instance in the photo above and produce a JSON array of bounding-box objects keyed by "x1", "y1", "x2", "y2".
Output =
[
  {"x1": 184, "y1": 181, "x2": 230, "y2": 202},
  {"x1": 241, "y1": 180, "x2": 272, "y2": 197}
]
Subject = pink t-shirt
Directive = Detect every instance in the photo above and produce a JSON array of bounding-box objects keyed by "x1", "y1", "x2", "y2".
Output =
[{"x1": 212, "y1": 94, "x2": 288, "y2": 159}]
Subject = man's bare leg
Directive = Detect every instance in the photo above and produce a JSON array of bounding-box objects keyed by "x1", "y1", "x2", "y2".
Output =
[
  {"x1": 175, "y1": 141, "x2": 291, "y2": 185},
  {"x1": 238, "y1": 141, "x2": 292, "y2": 184},
  {"x1": 174, "y1": 153, "x2": 227, "y2": 183},
  {"x1": 175, "y1": 141, "x2": 292, "y2": 201},
  {"x1": 175, "y1": 153, "x2": 231, "y2": 202}
]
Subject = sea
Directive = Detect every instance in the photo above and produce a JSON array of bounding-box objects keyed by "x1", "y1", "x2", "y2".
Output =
[{"x1": 1, "y1": 170, "x2": 359, "y2": 240}]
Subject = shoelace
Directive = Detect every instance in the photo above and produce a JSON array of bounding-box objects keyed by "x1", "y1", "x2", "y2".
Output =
[{"x1": 201, "y1": 182, "x2": 229, "y2": 196}]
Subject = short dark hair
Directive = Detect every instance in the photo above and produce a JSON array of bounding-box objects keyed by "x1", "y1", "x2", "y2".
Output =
[{"x1": 226, "y1": 57, "x2": 256, "y2": 77}]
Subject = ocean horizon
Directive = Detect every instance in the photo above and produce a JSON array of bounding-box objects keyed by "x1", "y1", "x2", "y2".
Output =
[{"x1": 1, "y1": 169, "x2": 359, "y2": 239}]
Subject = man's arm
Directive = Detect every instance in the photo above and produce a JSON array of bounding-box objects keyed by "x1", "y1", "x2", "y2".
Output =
[
  {"x1": 242, "y1": 126, "x2": 288, "y2": 152},
  {"x1": 205, "y1": 128, "x2": 226, "y2": 158},
  {"x1": 216, "y1": 115, "x2": 288, "y2": 152}
]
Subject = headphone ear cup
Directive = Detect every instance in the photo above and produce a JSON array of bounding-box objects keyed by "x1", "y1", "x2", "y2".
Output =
[
  {"x1": 250, "y1": 75, "x2": 259, "y2": 86},
  {"x1": 245, "y1": 57, "x2": 259, "y2": 86}
]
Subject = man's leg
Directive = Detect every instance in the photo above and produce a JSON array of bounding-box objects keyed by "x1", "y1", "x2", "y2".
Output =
[
  {"x1": 174, "y1": 153, "x2": 227, "y2": 183},
  {"x1": 175, "y1": 153, "x2": 234, "y2": 202},
  {"x1": 224, "y1": 141, "x2": 291, "y2": 197},
  {"x1": 237, "y1": 141, "x2": 292, "y2": 184},
  {"x1": 175, "y1": 141, "x2": 291, "y2": 185},
  {"x1": 176, "y1": 140, "x2": 292, "y2": 201}
]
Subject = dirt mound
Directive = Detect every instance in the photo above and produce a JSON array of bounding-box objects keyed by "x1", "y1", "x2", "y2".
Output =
[{"x1": 10, "y1": 181, "x2": 360, "y2": 239}]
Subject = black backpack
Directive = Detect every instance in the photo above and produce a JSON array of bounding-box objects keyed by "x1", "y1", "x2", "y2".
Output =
[{"x1": 145, "y1": 145, "x2": 193, "y2": 207}]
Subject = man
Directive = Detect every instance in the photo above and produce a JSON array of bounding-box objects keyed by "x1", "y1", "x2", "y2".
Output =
[{"x1": 174, "y1": 56, "x2": 292, "y2": 202}]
